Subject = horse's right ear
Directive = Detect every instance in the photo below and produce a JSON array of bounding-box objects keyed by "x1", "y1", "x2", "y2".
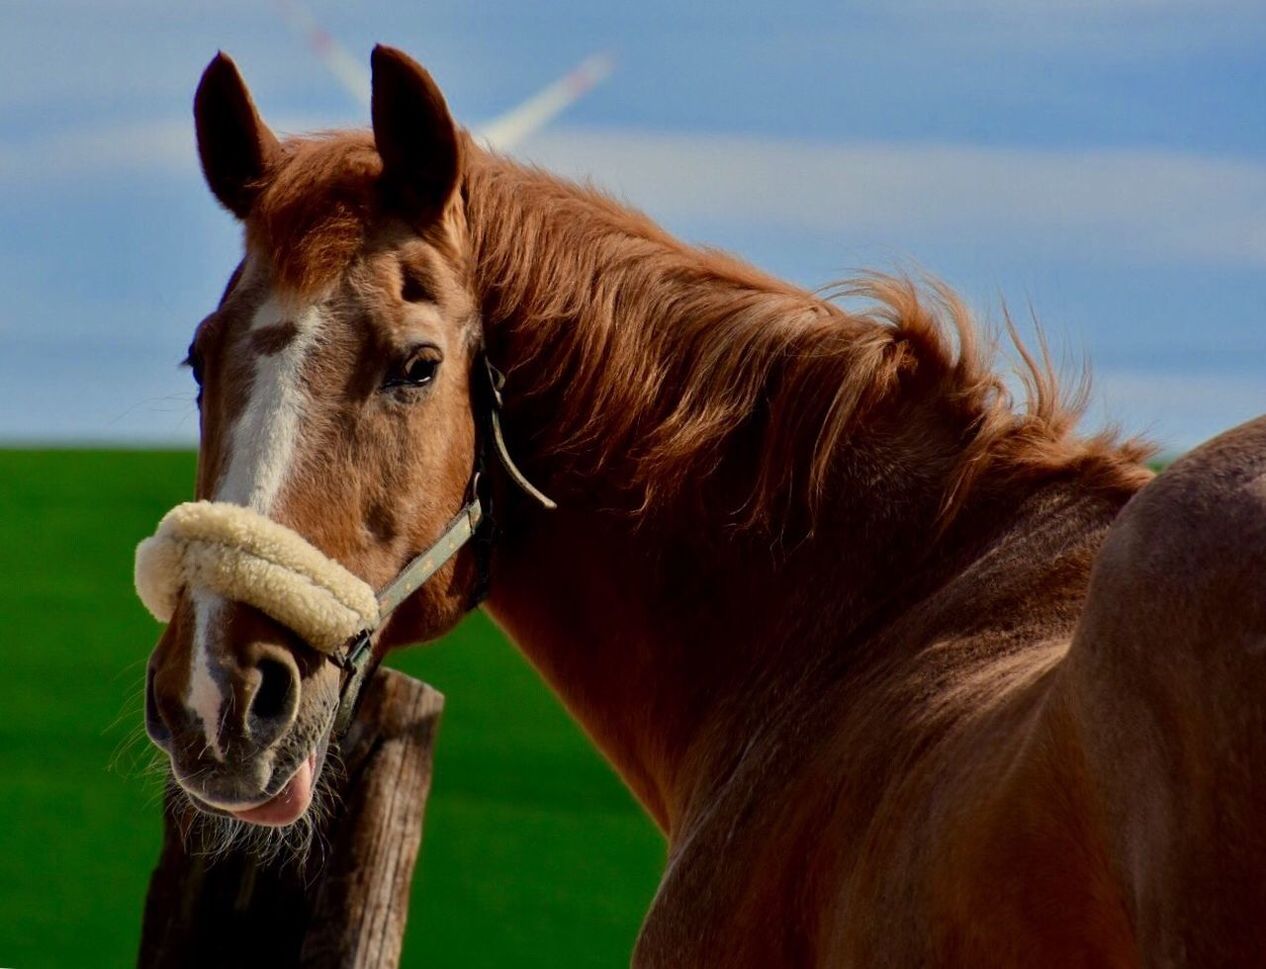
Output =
[{"x1": 193, "y1": 52, "x2": 280, "y2": 219}]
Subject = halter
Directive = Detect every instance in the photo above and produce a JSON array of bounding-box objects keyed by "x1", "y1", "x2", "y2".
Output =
[
  {"x1": 134, "y1": 352, "x2": 555, "y2": 736},
  {"x1": 329, "y1": 352, "x2": 556, "y2": 732}
]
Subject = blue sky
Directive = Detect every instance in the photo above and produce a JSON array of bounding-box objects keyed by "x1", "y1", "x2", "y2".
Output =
[{"x1": 1, "y1": 0, "x2": 1263, "y2": 449}]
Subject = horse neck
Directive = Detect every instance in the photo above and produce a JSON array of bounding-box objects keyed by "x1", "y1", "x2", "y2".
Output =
[
  {"x1": 460, "y1": 150, "x2": 1143, "y2": 836},
  {"x1": 479, "y1": 491, "x2": 943, "y2": 836},
  {"x1": 460, "y1": 152, "x2": 970, "y2": 832}
]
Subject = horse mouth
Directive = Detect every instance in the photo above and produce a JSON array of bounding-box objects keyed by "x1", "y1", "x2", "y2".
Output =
[
  {"x1": 226, "y1": 749, "x2": 318, "y2": 826},
  {"x1": 178, "y1": 731, "x2": 333, "y2": 828}
]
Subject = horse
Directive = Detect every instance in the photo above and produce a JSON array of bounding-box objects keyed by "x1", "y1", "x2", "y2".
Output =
[{"x1": 142, "y1": 45, "x2": 1266, "y2": 966}]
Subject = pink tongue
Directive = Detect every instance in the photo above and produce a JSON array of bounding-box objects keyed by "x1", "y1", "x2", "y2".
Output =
[{"x1": 230, "y1": 754, "x2": 314, "y2": 827}]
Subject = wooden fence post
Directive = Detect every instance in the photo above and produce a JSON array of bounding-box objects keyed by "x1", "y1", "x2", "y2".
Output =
[{"x1": 137, "y1": 668, "x2": 444, "y2": 969}]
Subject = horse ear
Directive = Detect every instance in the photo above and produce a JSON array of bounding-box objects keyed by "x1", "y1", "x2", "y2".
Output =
[
  {"x1": 193, "y1": 52, "x2": 280, "y2": 219},
  {"x1": 371, "y1": 45, "x2": 461, "y2": 223}
]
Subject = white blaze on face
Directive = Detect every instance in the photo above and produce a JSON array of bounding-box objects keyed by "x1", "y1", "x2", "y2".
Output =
[{"x1": 187, "y1": 277, "x2": 327, "y2": 760}]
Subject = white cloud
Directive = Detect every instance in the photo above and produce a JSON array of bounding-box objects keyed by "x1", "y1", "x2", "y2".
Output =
[
  {"x1": 6, "y1": 118, "x2": 1266, "y2": 273},
  {"x1": 7, "y1": 118, "x2": 1266, "y2": 269},
  {"x1": 0, "y1": 120, "x2": 195, "y2": 182},
  {"x1": 519, "y1": 127, "x2": 1266, "y2": 268},
  {"x1": 0, "y1": 115, "x2": 352, "y2": 184}
]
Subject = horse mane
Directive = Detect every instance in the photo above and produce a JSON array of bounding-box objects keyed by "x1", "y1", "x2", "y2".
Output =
[
  {"x1": 245, "y1": 131, "x2": 1155, "y2": 533},
  {"x1": 463, "y1": 148, "x2": 1154, "y2": 530}
]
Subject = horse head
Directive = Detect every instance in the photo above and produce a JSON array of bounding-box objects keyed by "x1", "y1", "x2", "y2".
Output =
[{"x1": 144, "y1": 47, "x2": 483, "y2": 829}]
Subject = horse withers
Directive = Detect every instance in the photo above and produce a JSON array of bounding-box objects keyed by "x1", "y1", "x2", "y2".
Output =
[{"x1": 141, "y1": 44, "x2": 1266, "y2": 966}]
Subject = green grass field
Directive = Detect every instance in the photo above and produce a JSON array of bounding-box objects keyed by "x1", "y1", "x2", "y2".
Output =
[{"x1": 0, "y1": 449, "x2": 663, "y2": 968}]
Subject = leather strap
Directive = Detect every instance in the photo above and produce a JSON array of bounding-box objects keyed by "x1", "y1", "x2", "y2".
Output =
[
  {"x1": 377, "y1": 494, "x2": 485, "y2": 619},
  {"x1": 328, "y1": 494, "x2": 483, "y2": 674},
  {"x1": 485, "y1": 358, "x2": 557, "y2": 511},
  {"x1": 330, "y1": 351, "x2": 552, "y2": 734}
]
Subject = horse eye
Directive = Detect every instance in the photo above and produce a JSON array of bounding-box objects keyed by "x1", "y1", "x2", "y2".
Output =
[
  {"x1": 182, "y1": 347, "x2": 204, "y2": 386},
  {"x1": 384, "y1": 350, "x2": 441, "y2": 391},
  {"x1": 404, "y1": 357, "x2": 438, "y2": 384}
]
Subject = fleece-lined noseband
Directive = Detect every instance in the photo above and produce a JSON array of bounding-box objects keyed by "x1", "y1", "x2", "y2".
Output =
[{"x1": 135, "y1": 353, "x2": 554, "y2": 733}]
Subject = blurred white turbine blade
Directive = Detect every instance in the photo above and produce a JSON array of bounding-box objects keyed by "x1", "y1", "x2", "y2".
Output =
[
  {"x1": 476, "y1": 53, "x2": 615, "y2": 152},
  {"x1": 273, "y1": 0, "x2": 612, "y2": 151},
  {"x1": 275, "y1": 0, "x2": 371, "y2": 110}
]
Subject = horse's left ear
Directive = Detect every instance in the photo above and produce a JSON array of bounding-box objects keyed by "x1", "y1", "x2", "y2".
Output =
[{"x1": 371, "y1": 45, "x2": 461, "y2": 224}]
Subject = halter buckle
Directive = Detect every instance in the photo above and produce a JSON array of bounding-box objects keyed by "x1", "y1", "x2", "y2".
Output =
[{"x1": 331, "y1": 629, "x2": 373, "y2": 675}]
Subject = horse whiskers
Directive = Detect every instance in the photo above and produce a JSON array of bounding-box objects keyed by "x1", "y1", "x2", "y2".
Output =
[
  {"x1": 105, "y1": 675, "x2": 151, "y2": 775},
  {"x1": 139, "y1": 749, "x2": 173, "y2": 782},
  {"x1": 103, "y1": 678, "x2": 147, "y2": 736},
  {"x1": 166, "y1": 739, "x2": 345, "y2": 871},
  {"x1": 107, "y1": 722, "x2": 151, "y2": 773}
]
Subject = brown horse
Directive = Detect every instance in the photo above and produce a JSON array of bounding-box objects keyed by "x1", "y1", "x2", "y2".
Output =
[{"x1": 143, "y1": 45, "x2": 1266, "y2": 966}]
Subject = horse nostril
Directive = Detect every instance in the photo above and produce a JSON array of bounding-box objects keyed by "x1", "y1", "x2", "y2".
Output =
[
  {"x1": 253, "y1": 658, "x2": 291, "y2": 719},
  {"x1": 248, "y1": 656, "x2": 299, "y2": 745},
  {"x1": 144, "y1": 665, "x2": 173, "y2": 749}
]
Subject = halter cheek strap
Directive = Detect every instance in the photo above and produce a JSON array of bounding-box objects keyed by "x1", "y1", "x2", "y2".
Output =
[
  {"x1": 327, "y1": 483, "x2": 486, "y2": 733},
  {"x1": 333, "y1": 353, "x2": 557, "y2": 729}
]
